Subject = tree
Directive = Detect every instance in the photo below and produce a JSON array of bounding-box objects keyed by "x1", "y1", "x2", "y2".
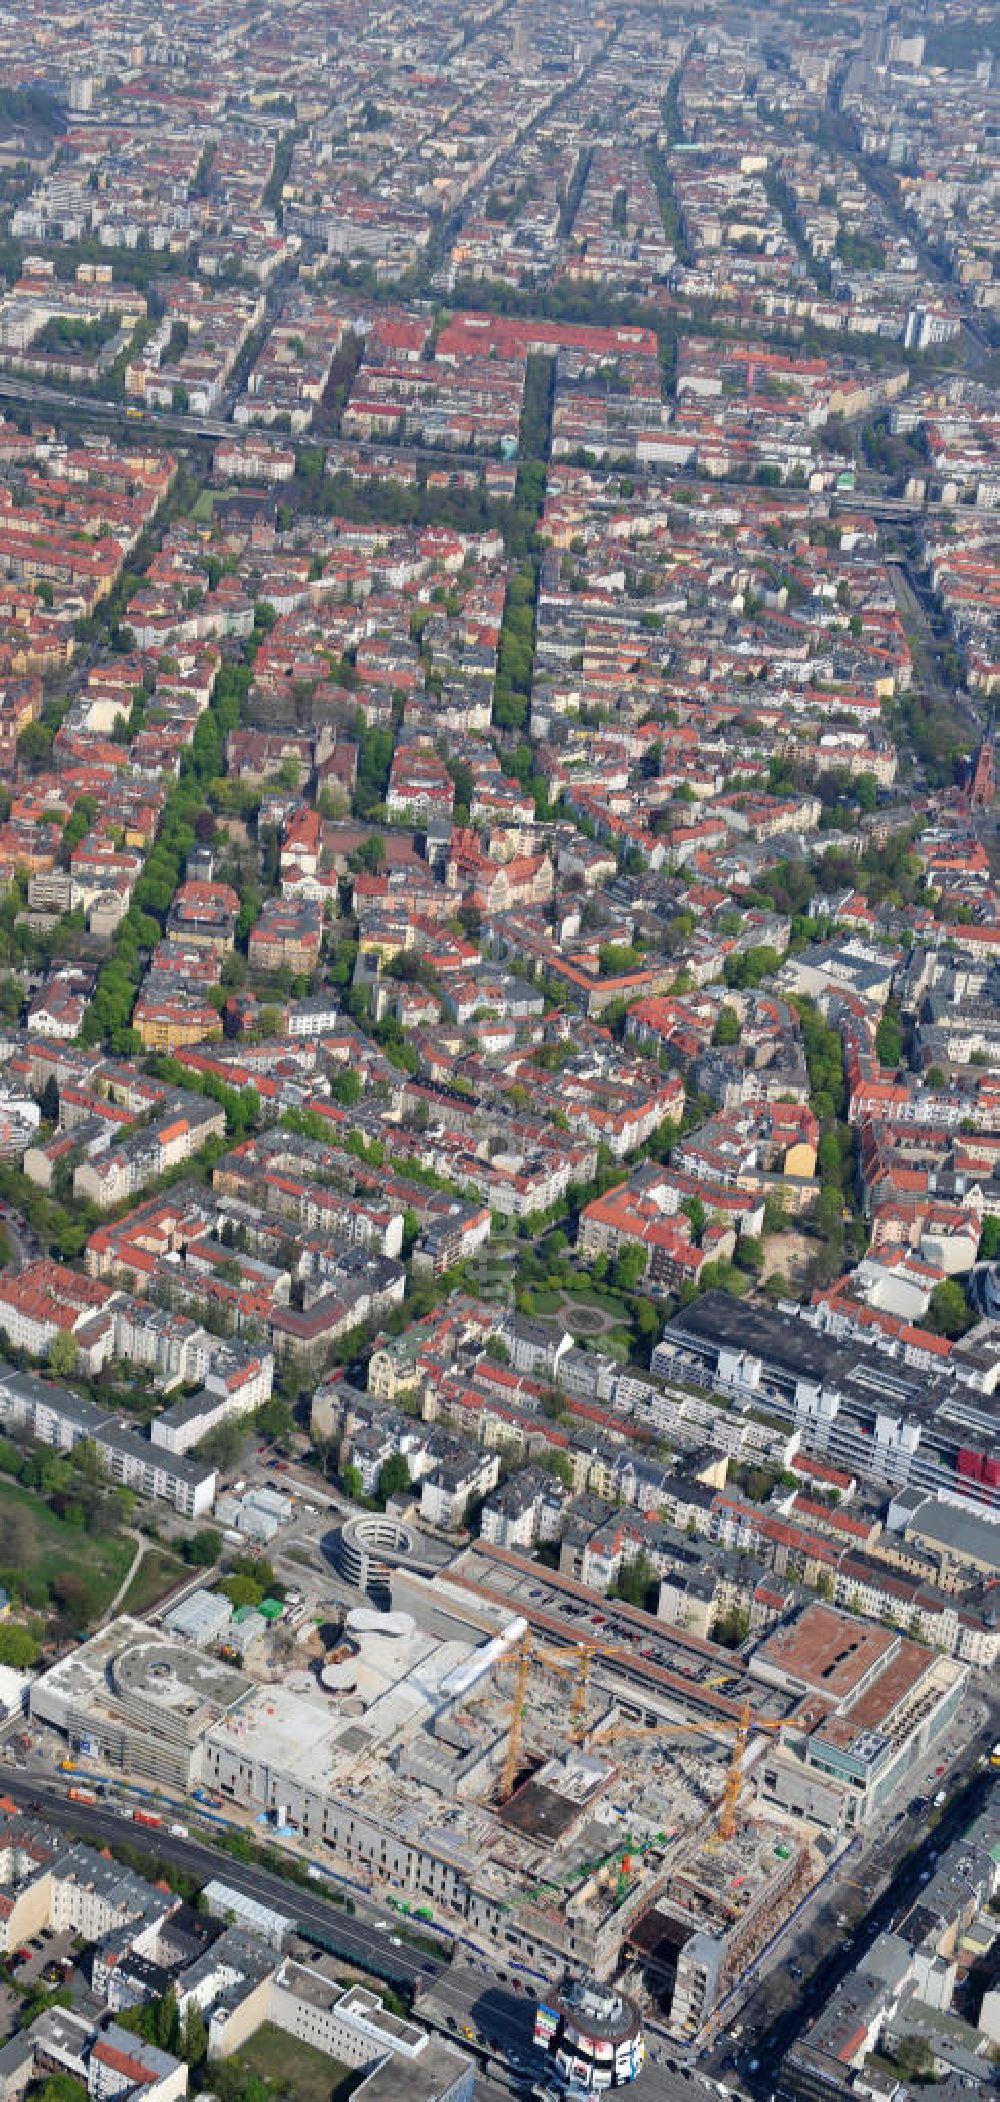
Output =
[
  {"x1": 378, "y1": 1453, "x2": 412, "y2": 1503},
  {"x1": 599, "y1": 942, "x2": 643, "y2": 977},
  {"x1": 724, "y1": 945, "x2": 782, "y2": 991},
  {"x1": 536, "y1": 1448, "x2": 573, "y2": 1487},
  {"x1": 341, "y1": 1463, "x2": 363, "y2": 1501},
  {"x1": 354, "y1": 833, "x2": 386, "y2": 873},
  {"x1": 155, "y1": 1988, "x2": 180, "y2": 2054},
  {"x1": 332, "y1": 1068, "x2": 362, "y2": 1107},
  {"x1": 0, "y1": 1622, "x2": 40, "y2": 1668},
  {"x1": 978, "y1": 1216, "x2": 1000, "y2": 1262},
  {"x1": 17, "y1": 1984, "x2": 73, "y2": 2030},
  {"x1": 735, "y1": 1234, "x2": 764, "y2": 1276},
  {"x1": 612, "y1": 1551, "x2": 658, "y2": 1612},
  {"x1": 611, "y1": 1243, "x2": 648, "y2": 1292},
  {"x1": 228, "y1": 1552, "x2": 279, "y2": 1594},
  {"x1": 184, "y1": 1527, "x2": 223, "y2": 1567},
  {"x1": 198, "y1": 1419, "x2": 244, "y2": 1470},
  {"x1": 763, "y1": 1193, "x2": 791, "y2": 1236},
  {"x1": 220, "y1": 1573, "x2": 264, "y2": 1610},
  {"x1": 895, "y1": 2034, "x2": 933, "y2": 2080},
  {"x1": 181, "y1": 2001, "x2": 208, "y2": 2067},
  {"x1": 713, "y1": 1606, "x2": 751, "y2": 1649},
  {"x1": 876, "y1": 1009, "x2": 904, "y2": 1068},
  {"x1": 254, "y1": 1397, "x2": 295, "y2": 1448},
  {"x1": 48, "y1": 1329, "x2": 79, "y2": 1380},
  {"x1": 712, "y1": 1005, "x2": 740, "y2": 1047},
  {"x1": 51, "y1": 1567, "x2": 103, "y2": 1625},
  {"x1": 40, "y1": 1074, "x2": 60, "y2": 1124},
  {"x1": 700, "y1": 1259, "x2": 748, "y2": 1298},
  {"x1": 17, "y1": 721, "x2": 54, "y2": 772},
  {"x1": 926, "y1": 1279, "x2": 973, "y2": 1340},
  {"x1": 119, "y1": 1989, "x2": 179, "y2": 2054}
]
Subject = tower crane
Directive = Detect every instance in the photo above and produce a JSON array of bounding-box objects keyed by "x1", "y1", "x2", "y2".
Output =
[
  {"x1": 589, "y1": 1700, "x2": 781, "y2": 1842},
  {"x1": 495, "y1": 1633, "x2": 648, "y2": 1802},
  {"x1": 497, "y1": 1633, "x2": 582, "y2": 1801},
  {"x1": 491, "y1": 1625, "x2": 778, "y2": 1836}
]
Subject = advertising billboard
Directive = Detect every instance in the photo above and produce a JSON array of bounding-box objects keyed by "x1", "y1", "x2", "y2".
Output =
[{"x1": 534, "y1": 2004, "x2": 560, "y2": 2048}]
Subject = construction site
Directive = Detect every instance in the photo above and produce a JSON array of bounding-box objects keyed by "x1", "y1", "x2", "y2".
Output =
[
  {"x1": 27, "y1": 1558, "x2": 967, "y2": 2041},
  {"x1": 399, "y1": 1600, "x2": 818, "y2": 2024},
  {"x1": 626, "y1": 1824, "x2": 811, "y2": 2040}
]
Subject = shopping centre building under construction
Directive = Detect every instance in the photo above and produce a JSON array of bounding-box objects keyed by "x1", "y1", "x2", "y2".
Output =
[{"x1": 28, "y1": 1540, "x2": 966, "y2": 2039}]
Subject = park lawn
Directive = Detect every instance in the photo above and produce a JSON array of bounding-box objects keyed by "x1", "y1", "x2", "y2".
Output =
[
  {"x1": 191, "y1": 488, "x2": 217, "y2": 521},
  {"x1": 526, "y1": 1288, "x2": 563, "y2": 1314},
  {"x1": 0, "y1": 1475, "x2": 134, "y2": 1621},
  {"x1": 562, "y1": 1280, "x2": 629, "y2": 1317},
  {"x1": 117, "y1": 1546, "x2": 185, "y2": 1619},
  {"x1": 226, "y1": 2021, "x2": 359, "y2": 2102}
]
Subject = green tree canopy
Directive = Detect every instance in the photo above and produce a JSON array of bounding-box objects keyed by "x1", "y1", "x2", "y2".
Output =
[
  {"x1": 48, "y1": 1330, "x2": 79, "y2": 1379},
  {"x1": 184, "y1": 1528, "x2": 223, "y2": 1567},
  {"x1": 220, "y1": 1573, "x2": 264, "y2": 1610},
  {"x1": 0, "y1": 1622, "x2": 41, "y2": 1668},
  {"x1": 926, "y1": 1279, "x2": 973, "y2": 1340},
  {"x1": 611, "y1": 1243, "x2": 648, "y2": 1292},
  {"x1": 378, "y1": 1453, "x2": 411, "y2": 1503}
]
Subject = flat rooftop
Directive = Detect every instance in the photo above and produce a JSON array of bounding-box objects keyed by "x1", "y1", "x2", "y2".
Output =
[
  {"x1": 752, "y1": 1604, "x2": 898, "y2": 1701},
  {"x1": 667, "y1": 1291, "x2": 990, "y2": 1436},
  {"x1": 350, "y1": 2035, "x2": 473, "y2": 2102},
  {"x1": 667, "y1": 1288, "x2": 865, "y2": 1381},
  {"x1": 114, "y1": 1638, "x2": 246, "y2": 1730},
  {"x1": 30, "y1": 1617, "x2": 251, "y2": 1734},
  {"x1": 208, "y1": 1612, "x2": 497, "y2": 1789},
  {"x1": 447, "y1": 1542, "x2": 788, "y2": 1723},
  {"x1": 277, "y1": 1961, "x2": 423, "y2": 2048},
  {"x1": 849, "y1": 1636, "x2": 936, "y2": 1725}
]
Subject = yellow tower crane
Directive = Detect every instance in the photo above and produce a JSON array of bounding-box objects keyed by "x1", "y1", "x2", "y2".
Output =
[
  {"x1": 589, "y1": 1700, "x2": 781, "y2": 1842},
  {"x1": 497, "y1": 1633, "x2": 584, "y2": 1801},
  {"x1": 496, "y1": 1633, "x2": 644, "y2": 1802},
  {"x1": 491, "y1": 1627, "x2": 781, "y2": 1837}
]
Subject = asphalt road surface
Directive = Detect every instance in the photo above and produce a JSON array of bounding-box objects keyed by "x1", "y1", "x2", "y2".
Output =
[
  {"x1": 0, "y1": 1771, "x2": 442, "y2": 1992},
  {"x1": 719, "y1": 1761, "x2": 997, "y2": 2100},
  {"x1": 4, "y1": 1713, "x2": 993, "y2": 2101}
]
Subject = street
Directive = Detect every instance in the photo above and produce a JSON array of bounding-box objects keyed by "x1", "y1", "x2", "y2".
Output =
[
  {"x1": 700, "y1": 1704, "x2": 997, "y2": 2100},
  {"x1": 0, "y1": 1769, "x2": 442, "y2": 1992},
  {"x1": 421, "y1": 1961, "x2": 742, "y2": 2102},
  {"x1": 2, "y1": 1677, "x2": 992, "y2": 2102}
]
